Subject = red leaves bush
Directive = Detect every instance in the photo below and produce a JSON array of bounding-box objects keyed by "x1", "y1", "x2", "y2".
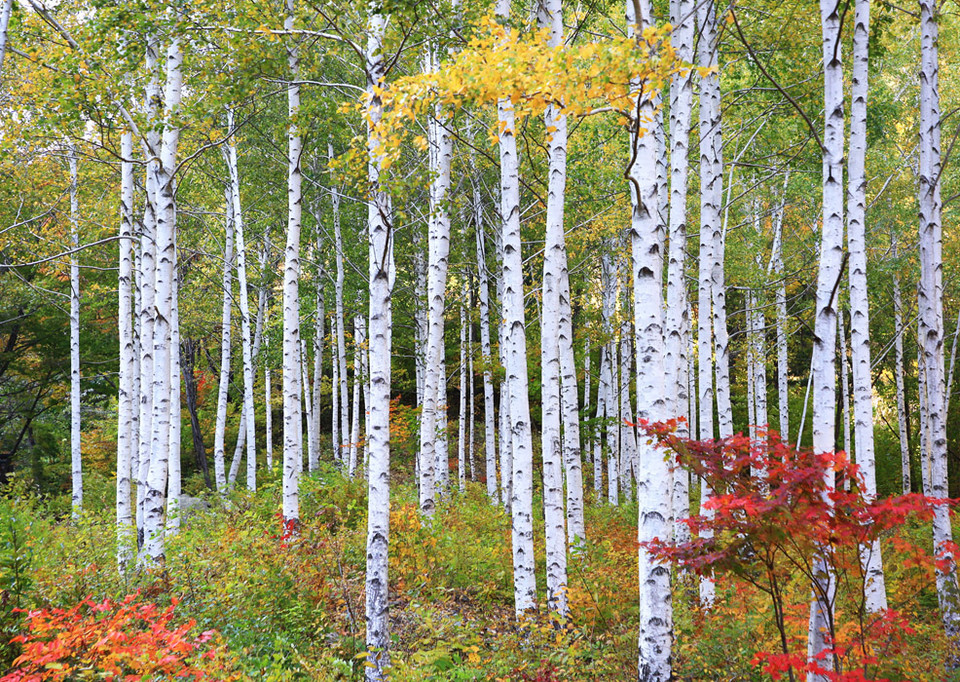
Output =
[{"x1": 1, "y1": 592, "x2": 239, "y2": 681}]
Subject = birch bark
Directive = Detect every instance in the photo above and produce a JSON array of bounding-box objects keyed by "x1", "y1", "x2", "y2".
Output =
[
  {"x1": 142, "y1": 35, "x2": 182, "y2": 564},
  {"x1": 846, "y1": 0, "x2": 885, "y2": 609},
  {"x1": 225, "y1": 113, "x2": 258, "y2": 493},
  {"x1": 282, "y1": 0, "x2": 303, "y2": 526},
  {"x1": 629, "y1": 2, "x2": 671, "y2": 677},
  {"x1": 364, "y1": 4, "x2": 394, "y2": 676},
  {"x1": 474, "y1": 185, "x2": 498, "y2": 502},
  {"x1": 806, "y1": 0, "x2": 845, "y2": 672},
  {"x1": 918, "y1": 0, "x2": 960, "y2": 649},
  {"x1": 117, "y1": 126, "x2": 136, "y2": 565},
  {"x1": 69, "y1": 144, "x2": 81, "y2": 518},
  {"x1": 496, "y1": 0, "x2": 536, "y2": 616},
  {"x1": 213, "y1": 187, "x2": 234, "y2": 492}
]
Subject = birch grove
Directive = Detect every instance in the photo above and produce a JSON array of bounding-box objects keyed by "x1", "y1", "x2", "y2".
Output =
[{"x1": 4, "y1": 0, "x2": 960, "y2": 679}]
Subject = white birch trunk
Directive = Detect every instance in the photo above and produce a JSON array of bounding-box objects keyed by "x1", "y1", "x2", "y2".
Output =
[
  {"x1": 839, "y1": 310, "x2": 852, "y2": 461},
  {"x1": 602, "y1": 251, "x2": 619, "y2": 505},
  {"x1": 807, "y1": 1, "x2": 845, "y2": 672},
  {"x1": 364, "y1": 5, "x2": 394, "y2": 676},
  {"x1": 468, "y1": 314, "x2": 476, "y2": 482},
  {"x1": 918, "y1": 0, "x2": 960, "y2": 649},
  {"x1": 349, "y1": 318, "x2": 363, "y2": 477},
  {"x1": 496, "y1": 230, "x2": 513, "y2": 513},
  {"x1": 475, "y1": 191, "x2": 498, "y2": 502},
  {"x1": 224, "y1": 114, "x2": 258, "y2": 493},
  {"x1": 620, "y1": 320, "x2": 638, "y2": 502},
  {"x1": 892, "y1": 245, "x2": 911, "y2": 493},
  {"x1": 69, "y1": 144, "x2": 82, "y2": 519},
  {"x1": 458, "y1": 300, "x2": 468, "y2": 493},
  {"x1": 417, "y1": 62, "x2": 454, "y2": 513},
  {"x1": 136, "y1": 38, "x2": 161, "y2": 545},
  {"x1": 213, "y1": 186, "x2": 234, "y2": 493},
  {"x1": 536, "y1": 0, "x2": 570, "y2": 614},
  {"x1": 558, "y1": 261, "x2": 584, "y2": 545},
  {"x1": 166, "y1": 262, "x2": 181, "y2": 535},
  {"x1": 696, "y1": 0, "x2": 724, "y2": 607},
  {"x1": 665, "y1": 0, "x2": 693, "y2": 433},
  {"x1": 594, "y1": 344, "x2": 607, "y2": 497},
  {"x1": 772, "y1": 178, "x2": 790, "y2": 440},
  {"x1": 312, "y1": 234, "x2": 325, "y2": 470},
  {"x1": 302, "y1": 339, "x2": 315, "y2": 471},
  {"x1": 282, "y1": 0, "x2": 303, "y2": 526},
  {"x1": 846, "y1": 0, "x2": 884, "y2": 607},
  {"x1": 117, "y1": 127, "x2": 136, "y2": 565},
  {"x1": 266, "y1": 307, "x2": 273, "y2": 469},
  {"x1": 496, "y1": 0, "x2": 536, "y2": 617},
  {"x1": 629, "y1": 3, "x2": 672, "y2": 676},
  {"x1": 0, "y1": 0, "x2": 12, "y2": 78},
  {"x1": 142, "y1": 36, "x2": 182, "y2": 565},
  {"x1": 332, "y1": 144, "x2": 350, "y2": 460},
  {"x1": 332, "y1": 318, "x2": 341, "y2": 465}
]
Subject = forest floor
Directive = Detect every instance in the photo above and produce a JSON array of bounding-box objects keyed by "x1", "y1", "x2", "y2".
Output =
[{"x1": 0, "y1": 463, "x2": 955, "y2": 681}]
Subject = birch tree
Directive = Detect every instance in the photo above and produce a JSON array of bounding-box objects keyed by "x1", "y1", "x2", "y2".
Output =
[
  {"x1": 537, "y1": 0, "x2": 568, "y2": 615},
  {"x1": 117, "y1": 122, "x2": 136, "y2": 566},
  {"x1": 918, "y1": 0, "x2": 960, "y2": 650},
  {"x1": 629, "y1": 1, "x2": 671, "y2": 677},
  {"x1": 806, "y1": 0, "x2": 846, "y2": 671},
  {"x1": 496, "y1": 0, "x2": 537, "y2": 616},
  {"x1": 142, "y1": 33, "x2": 183, "y2": 565},
  {"x1": 364, "y1": 3, "x2": 394, "y2": 676},
  {"x1": 69, "y1": 143, "x2": 81, "y2": 519},
  {"x1": 213, "y1": 185, "x2": 234, "y2": 493},
  {"x1": 282, "y1": 0, "x2": 303, "y2": 527}
]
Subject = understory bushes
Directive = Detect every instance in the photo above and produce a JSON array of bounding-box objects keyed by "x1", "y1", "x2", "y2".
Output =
[{"x1": 0, "y1": 459, "x2": 956, "y2": 680}]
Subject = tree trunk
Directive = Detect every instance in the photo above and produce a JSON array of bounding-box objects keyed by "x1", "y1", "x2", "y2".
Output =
[
  {"x1": 806, "y1": 0, "x2": 845, "y2": 672},
  {"x1": 696, "y1": 0, "x2": 725, "y2": 609},
  {"x1": 213, "y1": 184, "x2": 234, "y2": 493},
  {"x1": 166, "y1": 260, "x2": 181, "y2": 535},
  {"x1": 474, "y1": 184, "x2": 498, "y2": 503},
  {"x1": 282, "y1": 0, "x2": 303, "y2": 526},
  {"x1": 142, "y1": 35, "x2": 183, "y2": 565},
  {"x1": 495, "y1": 0, "x2": 537, "y2": 617},
  {"x1": 364, "y1": 5, "x2": 394, "y2": 677},
  {"x1": 117, "y1": 126, "x2": 136, "y2": 566},
  {"x1": 224, "y1": 112, "x2": 257, "y2": 493},
  {"x1": 629, "y1": 2, "x2": 672, "y2": 676},
  {"x1": 69, "y1": 143, "x2": 82, "y2": 518},
  {"x1": 892, "y1": 237, "x2": 911, "y2": 494},
  {"x1": 918, "y1": 0, "x2": 960, "y2": 651}
]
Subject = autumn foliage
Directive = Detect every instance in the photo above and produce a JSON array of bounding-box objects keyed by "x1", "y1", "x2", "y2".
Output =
[
  {"x1": 0, "y1": 593, "x2": 240, "y2": 681},
  {"x1": 641, "y1": 422, "x2": 955, "y2": 681}
]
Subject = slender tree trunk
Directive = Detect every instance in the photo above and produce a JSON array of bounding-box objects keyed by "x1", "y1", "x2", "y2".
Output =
[
  {"x1": 846, "y1": 0, "x2": 884, "y2": 609},
  {"x1": 213, "y1": 186, "x2": 234, "y2": 493},
  {"x1": 458, "y1": 299, "x2": 468, "y2": 493},
  {"x1": 602, "y1": 251, "x2": 619, "y2": 505},
  {"x1": 497, "y1": 233, "x2": 513, "y2": 513},
  {"x1": 892, "y1": 239, "x2": 911, "y2": 493},
  {"x1": 117, "y1": 126, "x2": 136, "y2": 566},
  {"x1": 136, "y1": 39, "x2": 160, "y2": 545},
  {"x1": 697, "y1": 0, "x2": 725, "y2": 608},
  {"x1": 495, "y1": 0, "x2": 537, "y2": 617},
  {"x1": 266, "y1": 306, "x2": 274, "y2": 469},
  {"x1": 806, "y1": 0, "x2": 845, "y2": 672},
  {"x1": 772, "y1": 176, "x2": 789, "y2": 440},
  {"x1": 918, "y1": 0, "x2": 960, "y2": 651},
  {"x1": 665, "y1": 0, "x2": 693, "y2": 433},
  {"x1": 364, "y1": 4, "x2": 394, "y2": 677},
  {"x1": 333, "y1": 151, "x2": 350, "y2": 461},
  {"x1": 594, "y1": 344, "x2": 607, "y2": 497},
  {"x1": 559, "y1": 261, "x2": 584, "y2": 545},
  {"x1": 0, "y1": 0, "x2": 13, "y2": 78},
  {"x1": 282, "y1": 0, "x2": 303, "y2": 527},
  {"x1": 474, "y1": 186, "x2": 498, "y2": 502},
  {"x1": 536, "y1": 0, "x2": 570, "y2": 615},
  {"x1": 224, "y1": 112, "x2": 257, "y2": 493},
  {"x1": 619, "y1": 319, "x2": 637, "y2": 502},
  {"x1": 629, "y1": 2, "x2": 672, "y2": 676},
  {"x1": 312, "y1": 234, "x2": 325, "y2": 470},
  {"x1": 142, "y1": 35, "x2": 183, "y2": 565},
  {"x1": 69, "y1": 143, "x2": 82, "y2": 518},
  {"x1": 468, "y1": 310, "x2": 476, "y2": 482},
  {"x1": 166, "y1": 262, "x2": 181, "y2": 535}
]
